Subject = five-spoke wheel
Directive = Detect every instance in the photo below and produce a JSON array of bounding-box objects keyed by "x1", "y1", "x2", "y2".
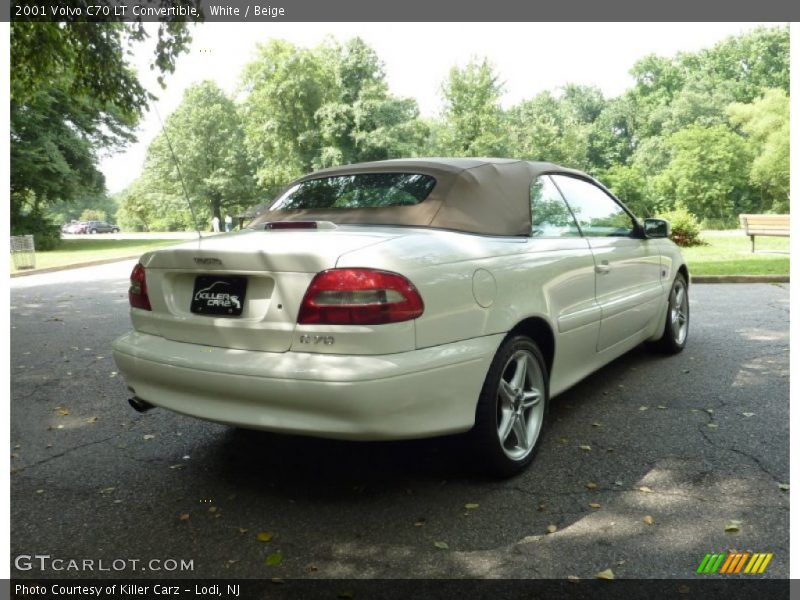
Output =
[
  {"x1": 652, "y1": 273, "x2": 689, "y2": 354},
  {"x1": 471, "y1": 335, "x2": 549, "y2": 477}
]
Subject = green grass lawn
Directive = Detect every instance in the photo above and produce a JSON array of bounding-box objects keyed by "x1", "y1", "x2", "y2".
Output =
[
  {"x1": 11, "y1": 238, "x2": 182, "y2": 274},
  {"x1": 10, "y1": 230, "x2": 790, "y2": 277},
  {"x1": 683, "y1": 230, "x2": 789, "y2": 276}
]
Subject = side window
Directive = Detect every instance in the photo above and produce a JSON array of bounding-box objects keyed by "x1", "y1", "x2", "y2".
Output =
[
  {"x1": 530, "y1": 175, "x2": 580, "y2": 237},
  {"x1": 551, "y1": 175, "x2": 635, "y2": 237}
]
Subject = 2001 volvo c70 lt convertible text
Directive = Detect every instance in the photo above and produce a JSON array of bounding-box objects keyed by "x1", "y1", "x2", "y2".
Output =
[{"x1": 112, "y1": 158, "x2": 690, "y2": 476}]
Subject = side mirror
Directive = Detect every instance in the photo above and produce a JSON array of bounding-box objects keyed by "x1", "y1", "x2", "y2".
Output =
[{"x1": 643, "y1": 218, "x2": 670, "y2": 239}]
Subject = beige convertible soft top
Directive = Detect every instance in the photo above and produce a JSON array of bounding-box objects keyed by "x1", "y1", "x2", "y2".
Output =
[{"x1": 251, "y1": 158, "x2": 590, "y2": 236}]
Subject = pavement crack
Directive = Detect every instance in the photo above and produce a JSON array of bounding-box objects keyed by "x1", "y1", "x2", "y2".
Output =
[
  {"x1": 12, "y1": 433, "x2": 123, "y2": 474},
  {"x1": 697, "y1": 421, "x2": 783, "y2": 483}
]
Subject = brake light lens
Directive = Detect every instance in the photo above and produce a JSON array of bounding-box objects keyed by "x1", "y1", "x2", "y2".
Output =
[
  {"x1": 128, "y1": 262, "x2": 151, "y2": 311},
  {"x1": 298, "y1": 268, "x2": 424, "y2": 325},
  {"x1": 265, "y1": 221, "x2": 318, "y2": 230}
]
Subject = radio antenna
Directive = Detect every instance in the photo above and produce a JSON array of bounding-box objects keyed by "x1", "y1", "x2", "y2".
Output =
[{"x1": 153, "y1": 104, "x2": 202, "y2": 240}]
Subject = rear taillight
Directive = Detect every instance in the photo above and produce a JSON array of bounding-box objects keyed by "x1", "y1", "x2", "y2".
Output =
[
  {"x1": 128, "y1": 262, "x2": 151, "y2": 311},
  {"x1": 298, "y1": 268, "x2": 424, "y2": 325}
]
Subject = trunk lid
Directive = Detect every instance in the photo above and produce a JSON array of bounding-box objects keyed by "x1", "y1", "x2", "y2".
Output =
[{"x1": 133, "y1": 229, "x2": 402, "y2": 352}]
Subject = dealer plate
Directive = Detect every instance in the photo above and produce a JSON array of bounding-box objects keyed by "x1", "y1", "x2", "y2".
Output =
[{"x1": 190, "y1": 275, "x2": 247, "y2": 316}]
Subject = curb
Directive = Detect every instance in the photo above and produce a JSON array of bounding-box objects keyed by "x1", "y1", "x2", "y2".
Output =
[
  {"x1": 10, "y1": 255, "x2": 140, "y2": 278},
  {"x1": 691, "y1": 275, "x2": 789, "y2": 284}
]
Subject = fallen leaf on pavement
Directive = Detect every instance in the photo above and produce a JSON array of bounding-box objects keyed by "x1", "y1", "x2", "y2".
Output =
[
  {"x1": 179, "y1": 514, "x2": 190, "y2": 521},
  {"x1": 638, "y1": 486, "x2": 653, "y2": 493},
  {"x1": 257, "y1": 531, "x2": 274, "y2": 542},
  {"x1": 143, "y1": 434, "x2": 155, "y2": 440},
  {"x1": 464, "y1": 503, "x2": 479, "y2": 510},
  {"x1": 586, "y1": 482, "x2": 598, "y2": 490},
  {"x1": 579, "y1": 445, "x2": 591, "y2": 451},
  {"x1": 86, "y1": 416, "x2": 99, "y2": 423},
  {"x1": 433, "y1": 541, "x2": 449, "y2": 550},
  {"x1": 778, "y1": 483, "x2": 789, "y2": 492},
  {"x1": 595, "y1": 568, "x2": 615, "y2": 580},
  {"x1": 643, "y1": 515, "x2": 654, "y2": 525},
  {"x1": 589, "y1": 503, "x2": 601, "y2": 509},
  {"x1": 265, "y1": 552, "x2": 283, "y2": 567},
  {"x1": 742, "y1": 413, "x2": 755, "y2": 418},
  {"x1": 546, "y1": 524, "x2": 557, "y2": 534},
  {"x1": 725, "y1": 520, "x2": 742, "y2": 533}
]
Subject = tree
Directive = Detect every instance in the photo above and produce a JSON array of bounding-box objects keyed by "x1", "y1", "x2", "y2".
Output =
[
  {"x1": 438, "y1": 59, "x2": 506, "y2": 156},
  {"x1": 80, "y1": 209, "x2": 107, "y2": 222},
  {"x1": 601, "y1": 164, "x2": 650, "y2": 217},
  {"x1": 624, "y1": 26, "x2": 788, "y2": 142},
  {"x1": 651, "y1": 125, "x2": 752, "y2": 224},
  {"x1": 693, "y1": 25, "x2": 789, "y2": 102},
  {"x1": 240, "y1": 38, "x2": 426, "y2": 194},
  {"x1": 10, "y1": 21, "x2": 192, "y2": 244},
  {"x1": 11, "y1": 21, "x2": 192, "y2": 110},
  {"x1": 241, "y1": 39, "x2": 332, "y2": 192},
  {"x1": 506, "y1": 91, "x2": 589, "y2": 169},
  {"x1": 587, "y1": 96, "x2": 637, "y2": 170},
  {"x1": 139, "y1": 81, "x2": 254, "y2": 228},
  {"x1": 315, "y1": 38, "x2": 428, "y2": 167},
  {"x1": 728, "y1": 89, "x2": 789, "y2": 212}
]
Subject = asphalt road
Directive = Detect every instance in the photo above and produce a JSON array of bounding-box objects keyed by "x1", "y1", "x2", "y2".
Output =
[{"x1": 10, "y1": 262, "x2": 789, "y2": 580}]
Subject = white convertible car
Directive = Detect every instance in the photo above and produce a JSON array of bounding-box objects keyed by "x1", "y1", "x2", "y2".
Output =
[{"x1": 112, "y1": 158, "x2": 689, "y2": 476}]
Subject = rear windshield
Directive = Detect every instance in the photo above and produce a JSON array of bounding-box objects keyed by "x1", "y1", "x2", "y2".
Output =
[{"x1": 268, "y1": 173, "x2": 436, "y2": 211}]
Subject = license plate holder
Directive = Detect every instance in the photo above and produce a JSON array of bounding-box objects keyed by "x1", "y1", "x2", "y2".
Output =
[{"x1": 190, "y1": 275, "x2": 247, "y2": 316}]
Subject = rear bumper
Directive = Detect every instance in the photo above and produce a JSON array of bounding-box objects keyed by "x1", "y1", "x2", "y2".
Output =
[{"x1": 112, "y1": 331, "x2": 502, "y2": 440}]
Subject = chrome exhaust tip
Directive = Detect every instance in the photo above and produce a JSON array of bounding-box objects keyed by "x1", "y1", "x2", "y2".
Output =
[{"x1": 128, "y1": 397, "x2": 155, "y2": 413}]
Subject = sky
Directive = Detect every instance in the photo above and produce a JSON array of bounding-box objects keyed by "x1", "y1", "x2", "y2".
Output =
[{"x1": 100, "y1": 22, "x2": 777, "y2": 194}]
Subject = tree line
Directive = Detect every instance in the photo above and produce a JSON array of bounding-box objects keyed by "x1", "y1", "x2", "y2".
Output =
[{"x1": 10, "y1": 25, "x2": 788, "y2": 244}]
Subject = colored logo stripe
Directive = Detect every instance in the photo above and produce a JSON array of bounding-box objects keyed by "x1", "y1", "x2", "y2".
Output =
[
  {"x1": 744, "y1": 553, "x2": 774, "y2": 574},
  {"x1": 697, "y1": 552, "x2": 773, "y2": 574},
  {"x1": 697, "y1": 553, "x2": 726, "y2": 574}
]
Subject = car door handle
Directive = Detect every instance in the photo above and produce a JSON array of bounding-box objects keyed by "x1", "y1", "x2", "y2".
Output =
[{"x1": 595, "y1": 261, "x2": 611, "y2": 275}]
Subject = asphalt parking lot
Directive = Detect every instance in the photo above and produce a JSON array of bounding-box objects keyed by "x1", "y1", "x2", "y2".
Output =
[{"x1": 10, "y1": 262, "x2": 789, "y2": 580}]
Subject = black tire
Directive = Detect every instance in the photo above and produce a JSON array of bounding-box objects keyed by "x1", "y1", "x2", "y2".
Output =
[
  {"x1": 89, "y1": 229, "x2": 97, "y2": 234},
  {"x1": 651, "y1": 273, "x2": 689, "y2": 354},
  {"x1": 469, "y1": 335, "x2": 549, "y2": 478},
  {"x1": 111, "y1": 228, "x2": 120, "y2": 233}
]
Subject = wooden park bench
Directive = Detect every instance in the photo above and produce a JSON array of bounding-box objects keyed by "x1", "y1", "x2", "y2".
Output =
[{"x1": 739, "y1": 214, "x2": 790, "y2": 253}]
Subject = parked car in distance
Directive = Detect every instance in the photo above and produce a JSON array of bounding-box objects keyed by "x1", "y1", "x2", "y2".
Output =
[
  {"x1": 62, "y1": 221, "x2": 87, "y2": 234},
  {"x1": 83, "y1": 220, "x2": 120, "y2": 234},
  {"x1": 112, "y1": 158, "x2": 690, "y2": 476}
]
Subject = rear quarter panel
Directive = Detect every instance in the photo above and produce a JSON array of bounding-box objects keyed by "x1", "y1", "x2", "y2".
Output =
[{"x1": 336, "y1": 231, "x2": 597, "y2": 351}]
